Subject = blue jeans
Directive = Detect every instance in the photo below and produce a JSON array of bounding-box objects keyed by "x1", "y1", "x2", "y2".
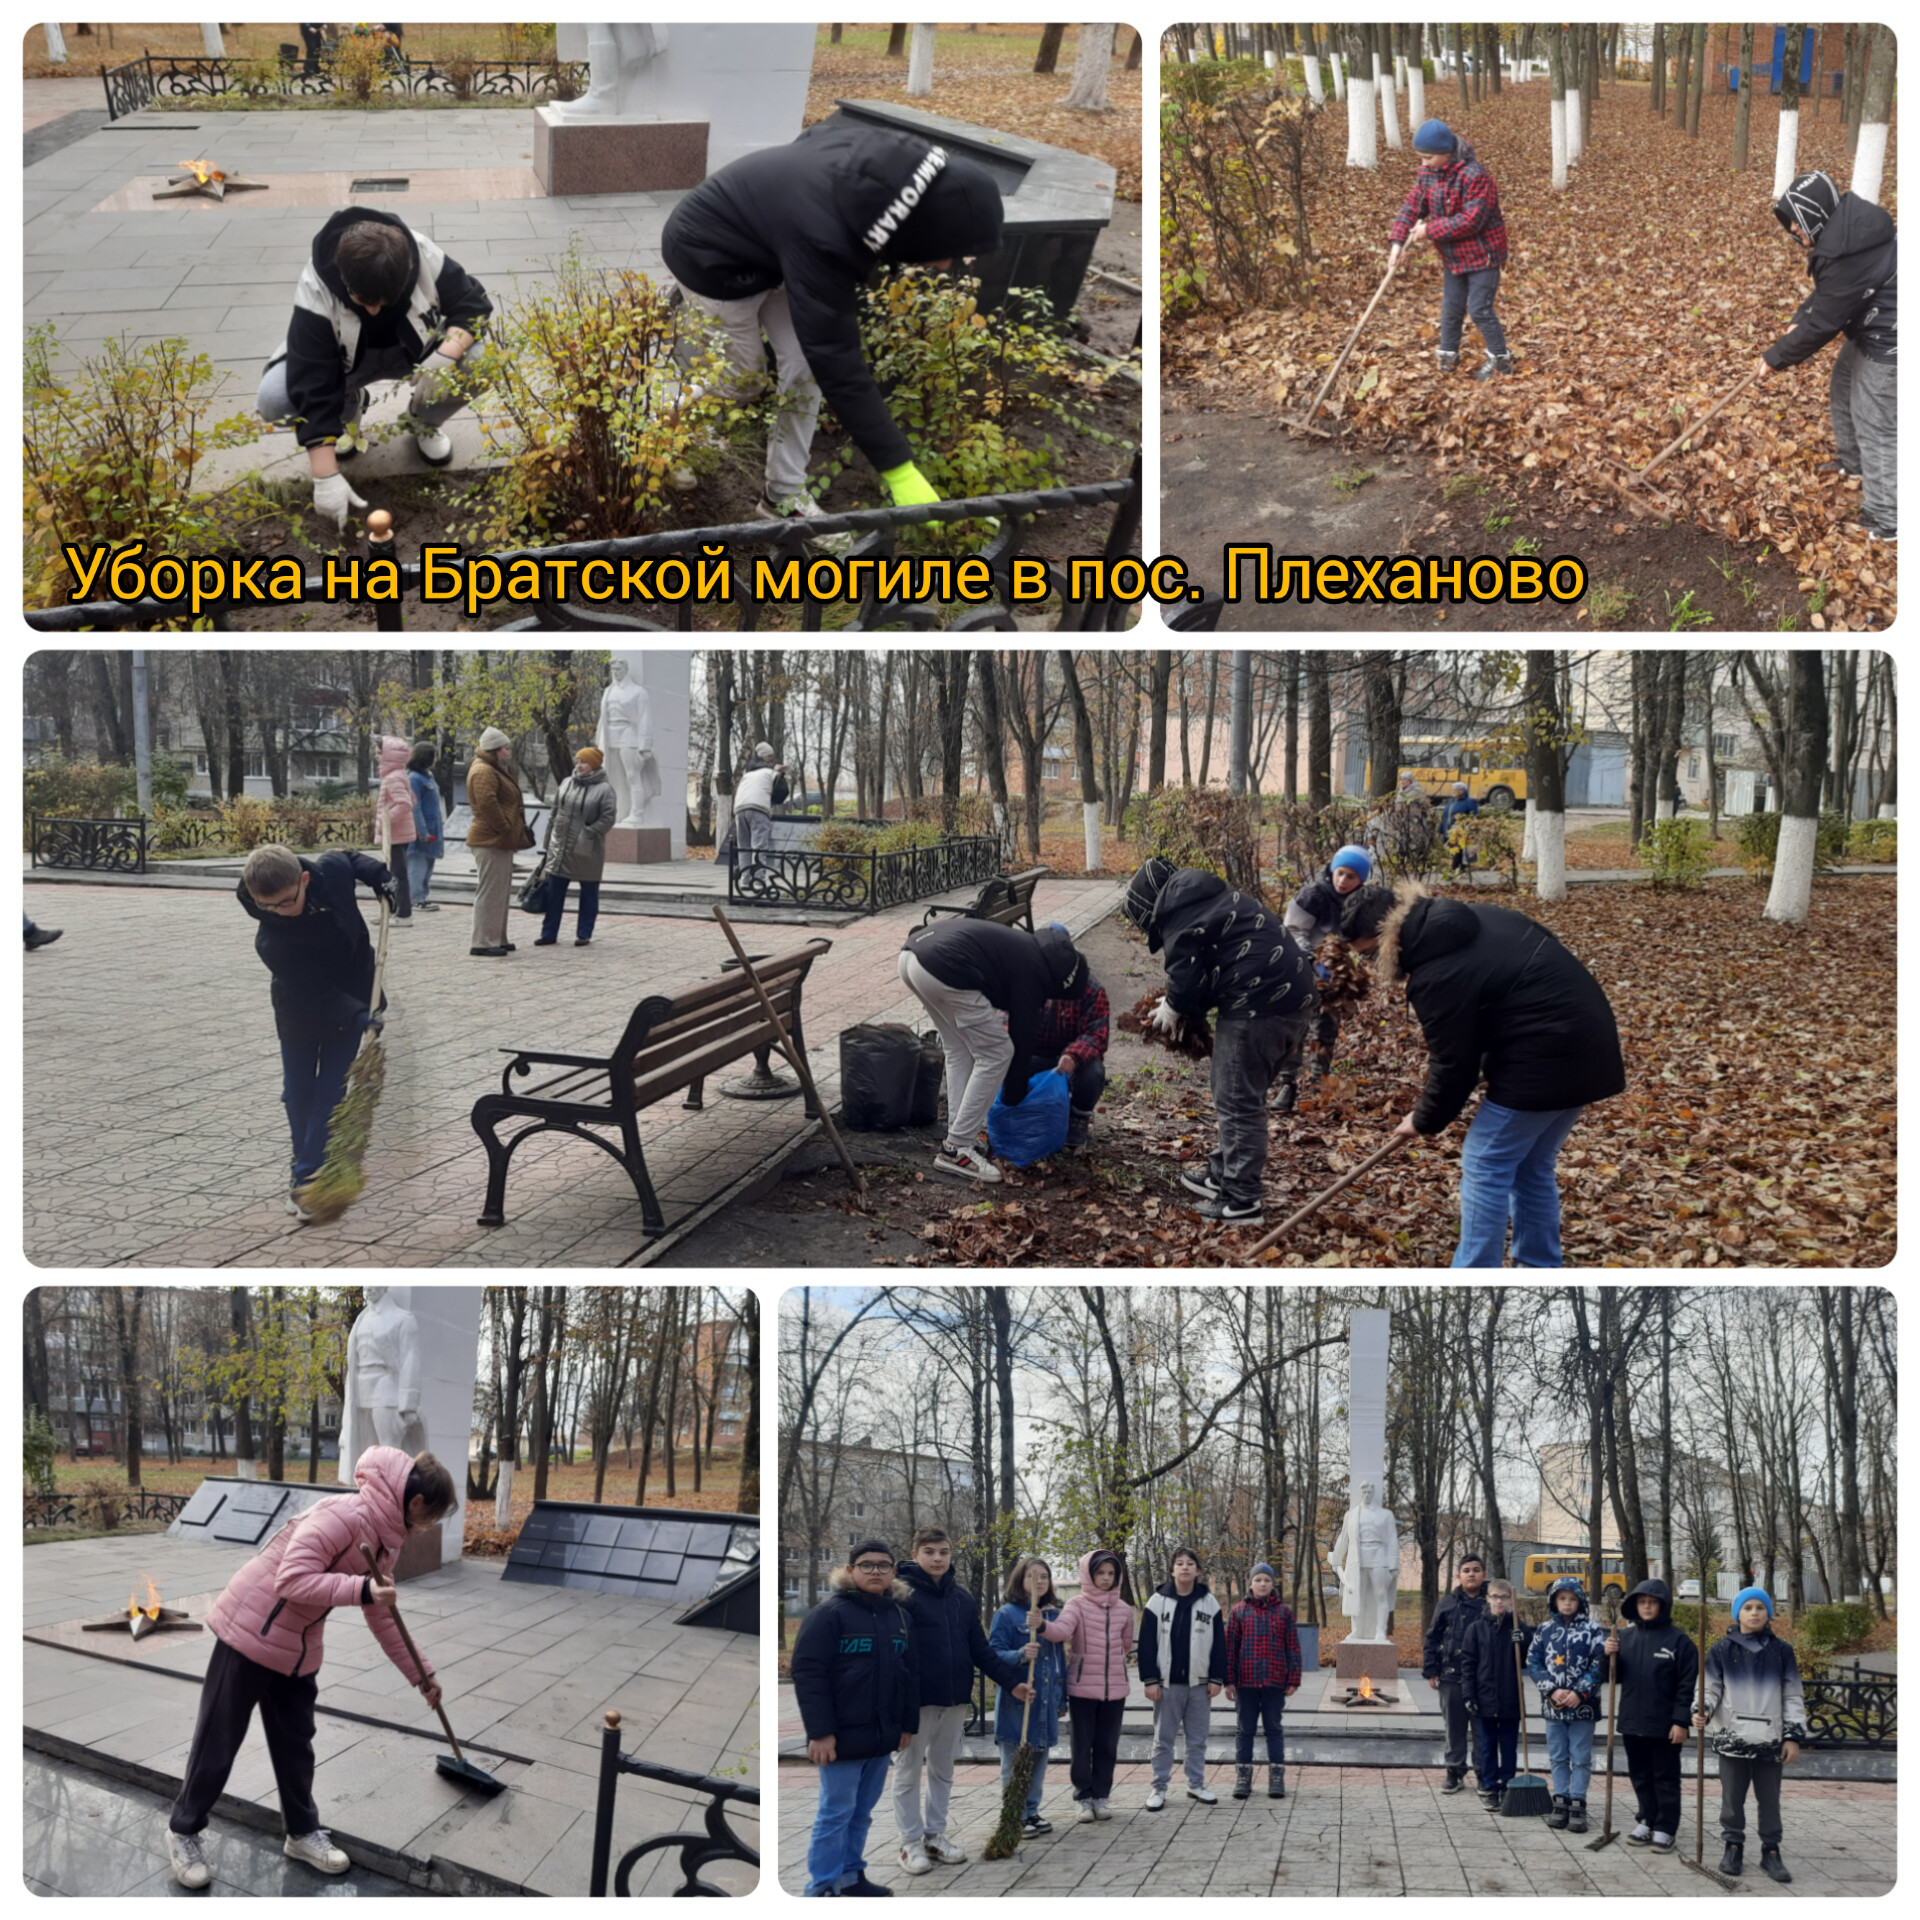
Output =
[
  {"x1": 806, "y1": 1753, "x2": 890, "y2": 1897},
  {"x1": 1452, "y1": 1100, "x2": 1585, "y2": 1267},
  {"x1": 540, "y1": 876, "x2": 600, "y2": 942},
  {"x1": 1439, "y1": 265, "x2": 1507, "y2": 356},
  {"x1": 996, "y1": 1739, "x2": 1050, "y2": 1818},
  {"x1": 1475, "y1": 1715, "x2": 1519, "y2": 1791},
  {"x1": 278, "y1": 1019, "x2": 361, "y2": 1184},
  {"x1": 1543, "y1": 1717, "x2": 1595, "y2": 1799},
  {"x1": 406, "y1": 841, "x2": 438, "y2": 905}
]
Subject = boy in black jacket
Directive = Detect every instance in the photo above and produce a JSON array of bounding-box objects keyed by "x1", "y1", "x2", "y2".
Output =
[
  {"x1": 1460, "y1": 1579, "x2": 1533, "y2": 1808},
  {"x1": 662, "y1": 123, "x2": 1004, "y2": 525},
  {"x1": 238, "y1": 843, "x2": 394, "y2": 1222},
  {"x1": 257, "y1": 207, "x2": 493, "y2": 533},
  {"x1": 1603, "y1": 1578, "x2": 1697, "y2": 1852},
  {"x1": 892, "y1": 1528, "x2": 1033, "y2": 1875},
  {"x1": 1124, "y1": 858, "x2": 1318, "y2": 1230},
  {"x1": 1423, "y1": 1554, "x2": 1490, "y2": 1792},
  {"x1": 790, "y1": 1539, "x2": 922, "y2": 1899},
  {"x1": 1759, "y1": 171, "x2": 1898, "y2": 543}
]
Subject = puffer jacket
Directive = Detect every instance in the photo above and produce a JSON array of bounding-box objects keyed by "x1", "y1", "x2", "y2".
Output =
[
  {"x1": 409, "y1": 761, "x2": 445, "y2": 861},
  {"x1": 1373, "y1": 881, "x2": 1626, "y2": 1130},
  {"x1": 1136, "y1": 864, "x2": 1317, "y2": 1023},
  {"x1": 544, "y1": 769, "x2": 617, "y2": 883},
  {"x1": 1461, "y1": 1612, "x2": 1534, "y2": 1720},
  {"x1": 989, "y1": 1599, "x2": 1066, "y2": 1748},
  {"x1": 377, "y1": 735, "x2": 418, "y2": 847},
  {"x1": 894, "y1": 1559, "x2": 1027, "y2": 1709},
  {"x1": 1041, "y1": 1549, "x2": 1134, "y2": 1701},
  {"x1": 1424, "y1": 1581, "x2": 1490, "y2": 1685},
  {"x1": 204, "y1": 1446, "x2": 431, "y2": 1683},
  {"x1": 1285, "y1": 864, "x2": 1361, "y2": 950},
  {"x1": 790, "y1": 1566, "x2": 921, "y2": 1761},
  {"x1": 466, "y1": 754, "x2": 532, "y2": 850},
  {"x1": 1701, "y1": 1625, "x2": 1809, "y2": 1760},
  {"x1": 1525, "y1": 1576, "x2": 1608, "y2": 1721},
  {"x1": 1611, "y1": 1578, "x2": 1699, "y2": 1739}
]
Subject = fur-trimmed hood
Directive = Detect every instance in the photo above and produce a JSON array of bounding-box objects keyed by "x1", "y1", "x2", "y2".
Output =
[{"x1": 829, "y1": 1565, "x2": 914, "y2": 1603}]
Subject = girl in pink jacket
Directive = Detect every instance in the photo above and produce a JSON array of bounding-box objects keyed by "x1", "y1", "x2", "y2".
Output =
[
  {"x1": 165, "y1": 1446, "x2": 456, "y2": 1890},
  {"x1": 376, "y1": 735, "x2": 418, "y2": 924},
  {"x1": 1034, "y1": 1547, "x2": 1134, "y2": 1820}
]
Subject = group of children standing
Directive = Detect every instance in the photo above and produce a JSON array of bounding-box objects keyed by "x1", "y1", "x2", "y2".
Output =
[{"x1": 791, "y1": 1537, "x2": 1303, "y2": 1897}]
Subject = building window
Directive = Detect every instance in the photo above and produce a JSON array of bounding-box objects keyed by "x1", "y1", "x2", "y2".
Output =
[
  {"x1": 1687, "y1": 753, "x2": 1699, "y2": 780},
  {"x1": 196, "y1": 752, "x2": 210, "y2": 774},
  {"x1": 784, "y1": 1579, "x2": 798, "y2": 1598},
  {"x1": 851, "y1": 1503, "x2": 864, "y2": 1518},
  {"x1": 1713, "y1": 733, "x2": 1736, "y2": 758}
]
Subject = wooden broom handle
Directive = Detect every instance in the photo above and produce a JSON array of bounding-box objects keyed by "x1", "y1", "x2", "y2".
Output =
[
  {"x1": 360, "y1": 1542, "x2": 464, "y2": 1762},
  {"x1": 1019, "y1": 1611, "x2": 1039, "y2": 1745}
]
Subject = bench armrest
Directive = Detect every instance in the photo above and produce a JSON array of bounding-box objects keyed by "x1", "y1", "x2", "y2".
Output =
[
  {"x1": 497, "y1": 1047, "x2": 614, "y2": 1095},
  {"x1": 919, "y1": 902, "x2": 973, "y2": 926}
]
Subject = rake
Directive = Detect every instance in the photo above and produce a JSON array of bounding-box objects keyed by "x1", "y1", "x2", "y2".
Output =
[
  {"x1": 1240, "y1": 1132, "x2": 1413, "y2": 1259},
  {"x1": 1284, "y1": 259, "x2": 1397, "y2": 437},
  {"x1": 1586, "y1": 1601, "x2": 1620, "y2": 1849},
  {"x1": 1681, "y1": 1581, "x2": 1746, "y2": 1892},
  {"x1": 983, "y1": 1604, "x2": 1043, "y2": 1859},
  {"x1": 1628, "y1": 369, "x2": 1766, "y2": 487}
]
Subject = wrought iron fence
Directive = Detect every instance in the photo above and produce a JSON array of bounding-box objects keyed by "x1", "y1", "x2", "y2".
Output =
[
  {"x1": 589, "y1": 1710, "x2": 758, "y2": 1897},
  {"x1": 26, "y1": 464, "x2": 1141, "y2": 635},
  {"x1": 31, "y1": 814, "x2": 151, "y2": 873},
  {"x1": 101, "y1": 51, "x2": 587, "y2": 121},
  {"x1": 1802, "y1": 1663, "x2": 1896, "y2": 1748},
  {"x1": 729, "y1": 835, "x2": 1002, "y2": 914},
  {"x1": 25, "y1": 1489, "x2": 191, "y2": 1528}
]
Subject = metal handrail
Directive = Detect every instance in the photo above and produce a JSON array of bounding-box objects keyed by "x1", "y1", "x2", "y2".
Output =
[{"x1": 588, "y1": 1710, "x2": 758, "y2": 1897}]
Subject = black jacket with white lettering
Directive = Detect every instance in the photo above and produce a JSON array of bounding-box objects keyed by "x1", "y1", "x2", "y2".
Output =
[
  {"x1": 1613, "y1": 1578, "x2": 1700, "y2": 1739},
  {"x1": 661, "y1": 122, "x2": 1003, "y2": 474}
]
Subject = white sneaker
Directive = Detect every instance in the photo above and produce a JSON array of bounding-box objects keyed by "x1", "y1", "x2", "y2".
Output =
[
  {"x1": 924, "y1": 1835, "x2": 967, "y2": 1864},
  {"x1": 285, "y1": 1190, "x2": 315, "y2": 1224},
  {"x1": 760, "y1": 491, "x2": 854, "y2": 556},
  {"x1": 1091, "y1": 1799, "x2": 1112, "y2": 1821},
  {"x1": 1628, "y1": 1821, "x2": 1653, "y2": 1845},
  {"x1": 933, "y1": 1143, "x2": 1001, "y2": 1183},
  {"x1": 391, "y1": 916, "x2": 414, "y2": 930},
  {"x1": 167, "y1": 1830, "x2": 211, "y2": 1890},
  {"x1": 1075, "y1": 1800, "x2": 1097, "y2": 1823},
  {"x1": 897, "y1": 1841, "x2": 933, "y2": 1877},
  {"x1": 414, "y1": 426, "x2": 453, "y2": 467},
  {"x1": 1144, "y1": 1786, "x2": 1166, "y2": 1811},
  {"x1": 1187, "y1": 1785, "x2": 1218, "y2": 1805},
  {"x1": 283, "y1": 1829, "x2": 350, "y2": 1875}
]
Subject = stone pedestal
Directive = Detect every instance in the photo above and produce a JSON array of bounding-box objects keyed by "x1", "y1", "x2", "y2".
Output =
[
  {"x1": 607, "y1": 826, "x2": 672, "y2": 866},
  {"x1": 1336, "y1": 1639, "x2": 1401, "y2": 1683},
  {"x1": 534, "y1": 105, "x2": 707, "y2": 195},
  {"x1": 395, "y1": 1524, "x2": 443, "y2": 1583}
]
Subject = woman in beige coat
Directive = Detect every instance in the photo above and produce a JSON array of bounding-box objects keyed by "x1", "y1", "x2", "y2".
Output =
[{"x1": 466, "y1": 728, "x2": 532, "y2": 956}]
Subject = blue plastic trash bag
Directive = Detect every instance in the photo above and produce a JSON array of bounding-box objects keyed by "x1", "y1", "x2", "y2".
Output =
[{"x1": 987, "y1": 1069, "x2": 1071, "y2": 1167}]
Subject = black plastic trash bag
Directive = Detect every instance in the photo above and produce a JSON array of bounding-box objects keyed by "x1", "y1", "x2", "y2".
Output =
[
  {"x1": 911, "y1": 1031, "x2": 945, "y2": 1128},
  {"x1": 839, "y1": 1024, "x2": 922, "y2": 1131}
]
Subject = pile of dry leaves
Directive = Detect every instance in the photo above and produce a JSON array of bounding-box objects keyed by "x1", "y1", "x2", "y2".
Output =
[{"x1": 1167, "y1": 82, "x2": 1897, "y2": 628}]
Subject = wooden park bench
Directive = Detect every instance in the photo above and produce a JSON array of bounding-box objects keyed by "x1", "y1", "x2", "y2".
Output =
[
  {"x1": 919, "y1": 865, "x2": 1051, "y2": 933},
  {"x1": 471, "y1": 938, "x2": 833, "y2": 1235}
]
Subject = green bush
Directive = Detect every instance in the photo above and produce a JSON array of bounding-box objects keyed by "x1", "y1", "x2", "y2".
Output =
[
  {"x1": 1639, "y1": 818, "x2": 1714, "y2": 889},
  {"x1": 1731, "y1": 808, "x2": 1847, "y2": 876},
  {"x1": 24, "y1": 1412, "x2": 57, "y2": 1496},
  {"x1": 1848, "y1": 818, "x2": 1897, "y2": 861},
  {"x1": 872, "y1": 820, "x2": 946, "y2": 854},
  {"x1": 1140, "y1": 785, "x2": 1265, "y2": 898},
  {"x1": 25, "y1": 753, "x2": 141, "y2": 819},
  {"x1": 1161, "y1": 56, "x2": 1269, "y2": 105},
  {"x1": 1799, "y1": 1601, "x2": 1876, "y2": 1654},
  {"x1": 217, "y1": 796, "x2": 278, "y2": 851}
]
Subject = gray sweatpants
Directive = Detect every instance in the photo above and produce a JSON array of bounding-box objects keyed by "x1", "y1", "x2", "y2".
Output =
[
  {"x1": 1716, "y1": 1752, "x2": 1785, "y2": 1847},
  {"x1": 682, "y1": 285, "x2": 821, "y2": 504},
  {"x1": 1208, "y1": 1013, "x2": 1310, "y2": 1206},
  {"x1": 735, "y1": 806, "x2": 774, "y2": 875},
  {"x1": 1150, "y1": 1683, "x2": 1213, "y2": 1790},
  {"x1": 898, "y1": 949, "x2": 1012, "y2": 1148},
  {"x1": 1830, "y1": 339, "x2": 1897, "y2": 531}
]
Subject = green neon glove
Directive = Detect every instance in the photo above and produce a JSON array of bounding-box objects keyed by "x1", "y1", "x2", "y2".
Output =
[{"x1": 882, "y1": 462, "x2": 941, "y2": 507}]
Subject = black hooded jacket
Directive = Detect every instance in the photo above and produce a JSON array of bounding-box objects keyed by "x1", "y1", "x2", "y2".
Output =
[
  {"x1": 1139, "y1": 868, "x2": 1317, "y2": 1023},
  {"x1": 1423, "y1": 1582, "x2": 1490, "y2": 1685},
  {"x1": 279, "y1": 207, "x2": 492, "y2": 448},
  {"x1": 894, "y1": 1560, "x2": 1027, "y2": 1710},
  {"x1": 1611, "y1": 1578, "x2": 1700, "y2": 1739},
  {"x1": 235, "y1": 849, "x2": 390, "y2": 1033},
  {"x1": 661, "y1": 122, "x2": 1004, "y2": 474},
  {"x1": 790, "y1": 1568, "x2": 922, "y2": 1760},
  {"x1": 1766, "y1": 192, "x2": 1897, "y2": 367},
  {"x1": 1460, "y1": 1612, "x2": 1534, "y2": 1720},
  {"x1": 903, "y1": 919, "x2": 1086, "y2": 1106},
  {"x1": 1386, "y1": 892, "x2": 1625, "y2": 1130}
]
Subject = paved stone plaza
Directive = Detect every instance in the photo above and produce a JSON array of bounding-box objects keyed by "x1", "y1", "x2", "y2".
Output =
[
  {"x1": 24, "y1": 1534, "x2": 757, "y2": 1894},
  {"x1": 22, "y1": 871, "x2": 1120, "y2": 1266},
  {"x1": 774, "y1": 1761, "x2": 1894, "y2": 1899}
]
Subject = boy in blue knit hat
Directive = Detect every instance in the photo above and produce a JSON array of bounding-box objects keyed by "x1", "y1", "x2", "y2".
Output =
[
  {"x1": 1693, "y1": 1586, "x2": 1806, "y2": 1883},
  {"x1": 1389, "y1": 119, "x2": 1512, "y2": 379},
  {"x1": 1280, "y1": 844, "x2": 1372, "y2": 1107}
]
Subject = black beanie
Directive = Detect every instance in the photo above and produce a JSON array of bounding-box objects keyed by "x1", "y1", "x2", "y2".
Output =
[
  {"x1": 849, "y1": 1538, "x2": 895, "y2": 1566},
  {"x1": 1340, "y1": 885, "x2": 1398, "y2": 943},
  {"x1": 1775, "y1": 169, "x2": 1839, "y2": 244}
]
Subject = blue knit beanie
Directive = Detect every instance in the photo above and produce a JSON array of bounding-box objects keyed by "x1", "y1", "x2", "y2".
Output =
[
  {"x1": 1331, "y1": 844, "x2": 1373, "y2": 880},
  {"x1": 1732, "y1": 1585, "x2": 1774, "y2": 1621},
  {"x1": 1252, "y1": 1562, "x2": 1276, "y2": 1580},
  {"x1": 1413, "y1": 118, "x2": 1458, "y2": 154}
]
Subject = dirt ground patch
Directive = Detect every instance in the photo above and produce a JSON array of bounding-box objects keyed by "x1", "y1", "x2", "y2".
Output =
[{"x1": 1161, "y1": 398, "x2": 1858, "y2": 634}]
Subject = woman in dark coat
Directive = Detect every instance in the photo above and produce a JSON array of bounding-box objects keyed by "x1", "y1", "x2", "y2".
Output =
[{"x1": 1342, "y1": 880, "x2": 1625, "y2": 1267}]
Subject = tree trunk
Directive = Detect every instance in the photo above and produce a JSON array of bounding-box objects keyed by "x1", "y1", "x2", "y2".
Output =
[
  {"x1": 1059, "y1": 23, "x2": 1112, "y2": 112},
  {"x1": 1672, "y1": 20, "x2": 1693, "y2": 130},
  {"x1": 1763, "y1": 650, "x2": 1828, "y2": 923},
  {"x1": 1346, "y1": 28, "x2": 1378, "y2": 167},
  {"x1": 738, "y1": 1292, "x2": 759, "y2": 1513},
  {"x1": 1058, "y1": 650, "x2": 1102, "y2": 871},
  {"x1": 110, "y1": 1289, "x2": 146, "y2": 1488},
  {"x1": 1527, "y1": 652, "x2": 1568, "y2": 899},
  {"x1": 529, "y1": 1287, "x2": 557, "y2": 1502},
  {"x1": 1775, "y1": 25, "x2": 1804, "y2": 196},
  {"x1": 230, "y1": 1287, "x2": 255, "y2": 1480},
  {"x1": 1687, "y1": 22, "x2": 1707, "y2": 136},
  {"x1": 1732, "y1": 24, "x2": 1754, "y2": 169},
  {"x1": 906, "y1": 22, "x2": 934, "y2": 97},
  {"x1": 1548, "y1": 28, "x2": 1569, "y2": 191},
  {"x1": 1853, "y1": 23, "x2": 1896, "y2": 203},
  {"x1": 1451, "y1": 22, "x2": 1467, "y2": 113},
  {"x1": 1032, "y1": 22, "x2": 1065, "y2": 73},
  {"x1": 1283, "y1": 654, "x2": 1300, "y2": 803},
  {"x1": 1363, "y1": 654, "x2": 1402, "y2": 799},
  {"x1": 885, "y1": 23, "x2": 907, "y2": 58},
  {"x1": 1651, "y1": 22, "x2": 1665, "y2": 115},
  {"x1": 1378, "y1": 24, "x2": 1402, "y2": 151},
  {"x1": 1147, "y1": 650, "x2": 1173, "y2": 793},
  {"x1": 1306, "y1": 653, "x2": 1333, "y2": 808}
]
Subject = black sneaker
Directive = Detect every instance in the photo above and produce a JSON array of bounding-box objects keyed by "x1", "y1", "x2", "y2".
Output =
[
  {"x1": 1022, "y1": 1814, "x2": 1051, "y2": 1836},
  {"x1": 1548, "y1": 1795, "x2": 1570, "y2": 1830},
  {"x1": 844, "y1": 1874, "x2": 894, "y2": 1897},
  {"x1": 1065, "y1": 1108, "x2": 1092, "y2": 1149},
  {"x1": 1442, "y1": 1771, "x2": 1465, "y2": 1794},
  {"x1": 23, "y1": 925, "x2": 62, "y2": 951},
  {"x1": 1191, "y1": 1195, "x2": 1263, "y2": 1228},
  {"x1": 1178, "y1": 1167, "x2": 1222, "y2": 1201},
  {"x1": 1760, "y1": 1847, "x2": 1791, "y2": 1884},
  {"x1": 1719, "y1": 1842, "x2": 1743, "y2": 1877},
  {"x1": 1269, "y1": 1076, "x2": 1298, "y2": 1113},
  {"x1": 1474, "y1": 350, "x2": 1515, "y2": 381}
]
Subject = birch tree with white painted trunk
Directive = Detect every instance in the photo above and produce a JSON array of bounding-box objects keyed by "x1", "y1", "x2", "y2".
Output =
[
  {"x1": 907, "y1": 24, "x2": 936, "y2": 98},
  {"x1": 201, "y1": 23, "x2": 224, "y2": 57},
  {"x1": 1773, "y1": 25, "x2": 1804, "y2": 199},
  {"x1": 1380, "y1": 33, "x2": 1403, "y2": 151},
  {"x1": 1059, "y1": 22, "x2": 1113, "y2": 113},
  {"x1": 1852, "y1": 24, "x2": 1896, "y2": 205},
  {"x1": 1407, "y1": 41, "x2": 1427, "y2": 129},
  {"x1": 1346, "y1": 30, "x2": 1378, "y2": 169},
  {"x1": 1330, "y1": 49, "x2": 1346, "y2": 101},
  {"x1": 1548, "y1": 30, "x2": 1570, "y2": 192},
  {"x1": 42, "y1": 22, "x2": 68, "y2": 61},
  {"x1": 1303, "y1": 49, "x2": 1325, "y2": 106},
  {"x1": 1761, "y1": 651, "x2": 1829, "y2": 925},
  {"x1": 1525, "y1": 653, "x2": 1569, "y2": 901}
]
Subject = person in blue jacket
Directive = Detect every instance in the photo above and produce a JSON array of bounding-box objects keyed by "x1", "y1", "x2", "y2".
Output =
[
  {"x1": 1439, "y1": 782, "x2": 1481, "y2": 874},
  {"x1": 790, "y1": 1538, "x2": 921, "y2": 1899},
  {"x1": 892, "y1": 1528, "x2": 1033, "y2": 1876},
  {"x1": 988, "y1": 1556, "x2": 1068, "y2": 1837},
  {"x1": 405, "y1": 741, "x2": 445, "y2": 910},
  {"x1": 1525, "y1": 1574, "x2": 1608, "y2": 1831}
]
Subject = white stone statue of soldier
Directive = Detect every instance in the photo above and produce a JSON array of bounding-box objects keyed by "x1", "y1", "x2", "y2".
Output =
[
  {"x1": 597, "y1": 656, "x2": 662, "y2": 829},
  {"x1": 339, "y1": 1286, "x2": 426, "y2": 1477},
  {"x1": 551, "y1": 23, "x2": 667, "y2": 119},
  {"x1": 1329, "y1": 1479, "x2": 1400, "y2": 1643}
]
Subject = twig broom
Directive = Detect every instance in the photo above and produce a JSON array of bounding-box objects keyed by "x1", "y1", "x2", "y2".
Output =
[
  {"x1": 982, "y1": 1602, "x2": 1042, "y2": 1860},
  {"x1": 1501, "y1": 1623, "x2": 1554, "y2": 1817},
  {"x1": 294, "y1": 813, "x2": 393, "y2": 1223}
]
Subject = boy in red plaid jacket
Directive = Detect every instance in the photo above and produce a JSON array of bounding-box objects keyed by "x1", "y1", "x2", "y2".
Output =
[
  {"x1": 1031, "y1": 937, "x2": 1110, "y2": 1147},
  {"x1": 1388, "y1": 119, "x2": 1512, "y2": 380},
  {"x1": 1225, "y1": 1564, "x2": 1303, "y2": 1800}
]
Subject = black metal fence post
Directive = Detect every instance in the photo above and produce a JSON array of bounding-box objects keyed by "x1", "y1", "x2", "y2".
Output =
[
  {"x1": 587, "y1": 1710, "x2": 760, "y2": 1896},
  {"x1": 588, "y1": 1709, "x2": 622, "y2": 1897}
]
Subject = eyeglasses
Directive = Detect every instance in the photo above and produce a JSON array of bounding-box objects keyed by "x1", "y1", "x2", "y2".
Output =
[{"x1": 852, "y1": 1561, "x2": 893, "y2": 1573}]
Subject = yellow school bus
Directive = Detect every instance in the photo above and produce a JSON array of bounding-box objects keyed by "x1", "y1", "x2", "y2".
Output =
[
  {"x1": 1523, "y1": 1551, "x2": 1627, "y2": 1606},
  {"x1": 1397, "y1": 738, "x2": 1529, "y2": 810}
]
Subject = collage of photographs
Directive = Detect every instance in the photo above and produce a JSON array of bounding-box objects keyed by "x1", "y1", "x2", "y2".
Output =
[{"x1": 14, "y1": 11, "x2": 1901, "y2": 1911}]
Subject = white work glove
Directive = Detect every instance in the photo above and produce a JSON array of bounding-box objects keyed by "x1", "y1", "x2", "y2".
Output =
[
  {"x1": 1149, "y1": 995, "x2": 1181, "y2": 1037},
  {"x1": 410, "y1": 348, "x2": 464, "y2": 410},
  {"x1": 313, "y1": 472, "x2": 368, "y2": 533}
]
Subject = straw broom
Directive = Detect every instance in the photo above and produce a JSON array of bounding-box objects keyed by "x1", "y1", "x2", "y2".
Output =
[
  {"x1": 982, "y1": 1600, "x2": 1043, "y2": 1860},
  {"x1": 293, "y1": 811, "x2": 394, "y2": 1223}
]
